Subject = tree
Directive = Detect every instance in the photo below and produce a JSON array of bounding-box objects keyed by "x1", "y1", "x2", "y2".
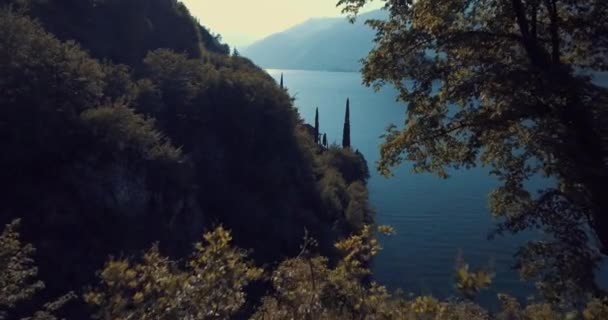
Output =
[
  {"x1": 323, "y1": 133, "x2": 328, "y2": 148},
  {"x1": 280, "y1": 73, "x2": 284, "y2": 89},
  {"x1": 315, "y1": 107, "x2": 320, "y2": 144},
  {"x1": 320, "y1": 147, "x2": 370, "y2": 185},
  {"x1": 0, "y1": 220, "x2": 43, "y2": 318},
  {"x1": 337, "y1": 0, "x2": 608, "y2": 302},
  {"x1": 0, "y1": 220, "x2": 73, "y2": 320},
  {"x1": 85, "y1": 226, "x2": 262, "y2": 320},
  {"x1": 342, "y1": 98, "x2": 351, "y2": 148}
]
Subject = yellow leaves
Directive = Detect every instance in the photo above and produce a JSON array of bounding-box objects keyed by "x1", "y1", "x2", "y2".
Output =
[
  {"x1": 132, "y1": 292, "x2": 144, "y2": 304},
  {"x1": 410, "y1": 0, "x2": 446, "y2": 34},
  {"x1": 32, "y1": 220, "x2": 608, "y2": 320},
  {"x1": 455, "y1": 260, "x2": 494, "y2": 300},
  {"x1": 583, "y1": 298, "x2": 608, "y2": 320},
  {"x1": 87, "y1": 226, "x2": 264, "y2": 320},
  {"x1": 78, "y1": 222, "x2": 603, "y2": 320},
  {"x1": 411, "y1": 296, "x2": 442, "y2": 314},
  {"x1": 377, "y1": 225, "x2": 396, "y2": 236},
  {"x1": 202, "y1": 225, "x2": 233, "y2": 251},
  {"x1": 83, "y1": 292, "x2": 103, "y2": 306},
  {"x1": 245, "y1": 267, "x2": 264, "y2": 281},
  {"x1": 99, "y1": 261, "x2": 130, "y2": 287},
  {"x1": 254, "y1": 226, "x2": 402, "y2": 320},
  {"x1": 334, "y1": 225, "x2": 382, "y2": 281},
  {"x1": 497, "y1": 294, "x2": 573, "y2": 320},
  {"x1": 523, "y1": 303, "x2": 561, "y2": 320},
  {"x1": 0, "y1": 219, "x2": 45, "y2": 309},
  {"x1": 257, "y1": 256, "x2": 331, "y2": 319}
]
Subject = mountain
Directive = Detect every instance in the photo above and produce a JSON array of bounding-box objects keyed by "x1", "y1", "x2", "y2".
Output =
[{"x1": 242, "y1": 10, "x2": 386, "y2": 72}]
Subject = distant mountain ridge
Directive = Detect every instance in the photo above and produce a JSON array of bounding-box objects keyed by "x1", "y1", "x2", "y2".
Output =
[{"x1": 242, "y1": 10, "x2": 386, "y2": 72}]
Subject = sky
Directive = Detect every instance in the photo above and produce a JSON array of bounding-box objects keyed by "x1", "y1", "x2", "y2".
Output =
[{"x1": 181, "y1": 0, "x2": 383, "y2": 48}]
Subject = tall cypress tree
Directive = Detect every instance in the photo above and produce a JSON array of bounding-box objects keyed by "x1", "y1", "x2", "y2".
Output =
[
  {"x1": 280, "y1": 73, "x2": 284, "y2": 89},
  {"x1": 314, "y1": 107, "x2": 319, "y2": 144},
  {"x1": 342, "y1": 98, "x2": 351, "y2": 148},
  {"x1": 322, "y1": 133, "x2": 327, "y2": 148}
]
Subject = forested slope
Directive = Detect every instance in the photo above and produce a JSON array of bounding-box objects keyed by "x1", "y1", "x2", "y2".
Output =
[{"x1": 0, "y1": 1, "x2": 372, "y2": 318}]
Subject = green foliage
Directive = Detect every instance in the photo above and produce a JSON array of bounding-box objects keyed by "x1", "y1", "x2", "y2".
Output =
[
  {"x1": 100, "y1": 63, "x2": 138, "y2": 104},
  {"x1": 315, "y1": 107, "x2": 320, "y2": 144},
  {"x1": 0, "y1": 220, "x2": 43, "y2": 314},
  {"x1": 137, "y1": 46, "x2": 377, "y2": 265},
  {"x1": 80, "y1": 104, "x2": 181, "y2": 162},
  {"x1": 336, "y1": 0, "x2": 608, "y2": 303},
  {"x1": 0, "y1": 9, "x2": 194, "y2": 318},
  {"x1": 0, "y1": 1, "x2": 375, "y2": 318},
  {"x1": 313, "y1": 146, "x2": 373, "y2": 232},
  {"x1": 342, "y1": 98, "x2": 351, "y2": 148},
  {"x1": 318, "y1": 167, "x2": 349, "y2": 220},
  {"x1": 1, "y1": 0, "x2": 607, "y2": 317},
  {"x1": 0, "y1": 220, "x2": 74, "y2": 320},
  {"x1": 319, "y1": 147, "x2": 370, "y2": 184},
  {"x1": 344, "y1": 181, "x2": 371, "y2": 231}
]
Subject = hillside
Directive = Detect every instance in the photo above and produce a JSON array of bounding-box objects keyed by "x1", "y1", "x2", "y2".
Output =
[
  {"x1": 0, "y1": 1, "x2": 372, "y2": 318},
  {"x1": 242, "y1": 10, "x2": 386, "y2": 72}
]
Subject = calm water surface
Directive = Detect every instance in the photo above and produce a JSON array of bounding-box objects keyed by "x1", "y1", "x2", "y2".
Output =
[{"x1": 266, "y1": 69, "x2": 606, "y2": 306}]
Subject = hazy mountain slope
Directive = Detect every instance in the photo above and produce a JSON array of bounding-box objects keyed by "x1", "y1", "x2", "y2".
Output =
[{"x1": 243, "y1": 10, "x2": 385, "y2": 72}]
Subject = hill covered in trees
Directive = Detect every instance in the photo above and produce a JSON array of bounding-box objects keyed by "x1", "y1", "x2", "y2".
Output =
[
  {"x1": 2, "y1": 0, "x2": 608, "y2": 319},
  {"x1": 0, "y1": 0, "x2": 372, "y2": 318},
  {"x1": 241, "y1": 10, "x2": 385, "y2": 72}
]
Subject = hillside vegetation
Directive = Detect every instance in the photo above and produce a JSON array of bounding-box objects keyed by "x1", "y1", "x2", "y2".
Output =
[
  {"x1": 2, "y1": 0, "x2": 608, "y2": 319},
  {"x1": 0, "y1": 1, "x2": 371, "y2": 317}
]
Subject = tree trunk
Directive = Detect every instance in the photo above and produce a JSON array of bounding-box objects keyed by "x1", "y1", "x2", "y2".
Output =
[{"x1": 561, "y1": 84, "x2": 608, "y2": 253}]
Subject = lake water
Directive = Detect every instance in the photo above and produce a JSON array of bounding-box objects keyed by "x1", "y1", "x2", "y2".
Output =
[{"x1": 266, "y1": 69, "x2": 606, "y2": 306}]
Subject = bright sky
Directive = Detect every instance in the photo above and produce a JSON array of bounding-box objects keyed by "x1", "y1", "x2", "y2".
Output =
[{"x1": 181, "y1": 0, "x2": 383, "y2": 48}]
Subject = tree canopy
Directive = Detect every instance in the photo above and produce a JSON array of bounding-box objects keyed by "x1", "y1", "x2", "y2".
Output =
[
  {"x1": 5, "y1": 219, "x2": 608, "y2": 320},
  {"x1": 337, "y1": 0, "x2": 608, "y2": 303}
]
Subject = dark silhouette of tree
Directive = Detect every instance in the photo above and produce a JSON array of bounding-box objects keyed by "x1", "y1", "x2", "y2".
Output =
[
  {"x1": 314, "y1": 107, "x2": 320, "y2": 144},
  {"x1": 338, "y1": 0, "x2": 608, "y2": 303},
  {"x1": 323, "y1": 133, "x2": 328, "y2": 148},
  {"x1": 280, "y1": 73, "x2": 284, "y2": 89},
  {"x1": 342, "y1": 98, "x2": 350, "y2": 148}
]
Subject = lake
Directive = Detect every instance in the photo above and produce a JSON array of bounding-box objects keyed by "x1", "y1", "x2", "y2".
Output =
[{"x1": 267, "y1": 69, "x2": 556, "y2": 306}]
